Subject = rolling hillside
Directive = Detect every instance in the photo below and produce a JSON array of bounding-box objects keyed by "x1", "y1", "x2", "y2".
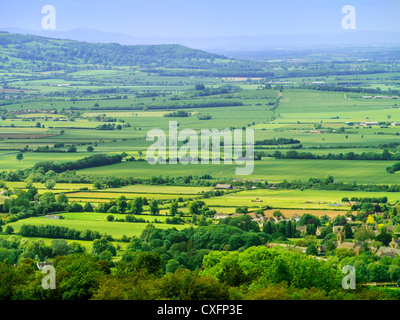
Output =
[{"x1": 0, "y1": 31, "x2": 247, "y2": 70}]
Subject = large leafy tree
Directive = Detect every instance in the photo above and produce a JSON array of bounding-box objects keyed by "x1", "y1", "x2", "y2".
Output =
[
  {"x1": 53, "y1": 253, "x2": 107, "y2": 300},
  {"x1": 201, "y1": 246, "x2": 342, "y2": 292},
  {"x1": 90, "y1": 237, "x2": 117, "y2": 257},
  {"x1": 131, "y1": 197, "x2": 144, "y2": 215},
  {"x1": 149, "y1": 200, "x2": 159, "y2": 215}
]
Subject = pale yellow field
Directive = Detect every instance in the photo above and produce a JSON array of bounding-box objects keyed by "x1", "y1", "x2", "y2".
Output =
[{"x1": 263, "y1": 209, "x2": 352, "y2": 219}]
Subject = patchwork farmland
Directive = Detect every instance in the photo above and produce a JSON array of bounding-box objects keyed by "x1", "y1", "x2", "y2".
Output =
[{"x1": 1, "y1": 31, "x2": 400, "y2": 301}]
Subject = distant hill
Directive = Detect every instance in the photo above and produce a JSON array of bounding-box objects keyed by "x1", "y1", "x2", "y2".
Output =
[
  {"x1": 0, "y1": 31, "x2": 274, "y2": 77},
  {"x1": 1, "y1": 27, "x2": 141, "y2": 46},
  {"x1": 0, "y1": 31, "x2": 228, "y2": 68},
  {"x1": 2, "y1": 27, "x2": 399, "y2": 53}
]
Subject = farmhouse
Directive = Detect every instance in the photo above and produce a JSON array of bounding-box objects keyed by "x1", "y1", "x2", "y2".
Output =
[
  {"x1": 360, "y1": 121, "x2": 379, "y2": 126},
  {"x1": 214, "y1": 184, "x2": 232, "y2": 190},
  {"x1": 345, "y1": 201, "x2": 360, "y2": 207},
  {"x1": 309, "y1": 130, "x2": 324, "y2": 134},
  {"x1": 213, "y1": 212, "x2": 229, "y2": 220},
  {"x1": 50, "y1": 84, "x2": 70, "y2": 87},
  {"x1": 45, "y1": 215, "x2": 61, "y2": 219}
]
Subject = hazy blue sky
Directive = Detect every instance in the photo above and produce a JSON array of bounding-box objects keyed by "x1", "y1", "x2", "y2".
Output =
[{"x1": 0, "y1": 0, "x2": 399, "y2": 38}]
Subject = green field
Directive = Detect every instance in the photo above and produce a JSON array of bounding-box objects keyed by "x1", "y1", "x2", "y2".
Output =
[
  {"x1": 8, "y1": 215, "x2": 188, "y2": 239},
  {"x1": 204, "y1": 188, "x2": 400, "y2": 210},
  {"x1": 77, "y1": 158, "x2": 399, "y2": 184},
  {"x1": 2, "y1": 31, "x2": 400, "y2": 258}
]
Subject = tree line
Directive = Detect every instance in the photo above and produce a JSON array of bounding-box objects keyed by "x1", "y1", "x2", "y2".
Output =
[
  {"x1": 274, "y1": 176, "x2": 400, "y2": 193},
  {"x1": 255, "y1": 138, "x2": 301, "y2": 146},
  {"x1": 19, "y1": 224, "x2": 103, "y2": 241},
  {"x1": 271, "y1": 149, "x2": 398, "y2": 161},
  {"x1": 32, "y1": 153, "x2": 123, "y2": 173}
]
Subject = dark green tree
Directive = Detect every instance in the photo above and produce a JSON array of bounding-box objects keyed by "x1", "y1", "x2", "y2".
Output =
[
  {"x1": 149, "y1": 200, "x2": 159, "y2": 215},
  {"x1": 170, "y1": 201, "x2": 178, "y2": 216}
]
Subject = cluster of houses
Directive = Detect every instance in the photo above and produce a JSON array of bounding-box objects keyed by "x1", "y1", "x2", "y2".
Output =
[
  {"x1": 8, "y1": 109, "x2": 54, "y2": 115},
  {"x1": 332, "y1": 226, "x2": 400, "y2": 258},
  {"x1": 213, "y1": 208, "x2": 400, "y2": 257},
  {"x1": 344, "y1": 121, "x2": 400, "y2": 127},
  {"x1": 213, "y1": 211, "x2": 296, "y2": 226}
]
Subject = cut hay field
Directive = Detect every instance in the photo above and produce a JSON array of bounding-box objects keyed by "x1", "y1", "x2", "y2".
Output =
[
  {"x1": 203, "y1": 188, "x2": 400, "y2": 211},
  {"x1": 65, "y1": 191, "x2": 203, "y2": 202},
  {"x1": 0, "y1": 152, "x2": 95, "y2": 171},
  {"x1": 279, "y1": 89, "x2": 398, "y2": 114},
  {"x1": 262, "y1": 209, "x2": 353, "y2": 219}
]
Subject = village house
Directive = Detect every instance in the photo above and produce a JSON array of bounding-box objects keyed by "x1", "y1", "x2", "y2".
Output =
[
  {"x1": 213, "y1": 212, "x2": 229, "y2": 220},
  {"x1": 291, "y1": 214, "x2": 301, "y2": 222},
  {"x1": 317, "y1": 244, "x2": 326, "y2": 254},
  {"x1": 247, "y1": 212, "x2": 265, "y2": 225},
  {"x1": 231, "y1": 213, "x2": 243, "y2": 218},
  {"x1": 389, "y1": 237, "x2": 400, "y2": 249},
  {"x1": 386, "y1": 225, "x2": 396, "y2": 233},
  {"x1": 296, "y1": 225, "x2": 307, "y2": 235},
  {"x1": 223, "y1": 212, "x2": 265, "y2": 226},
  {"x1": 375, "y1": 247, "x2": 400, "y2": 258},
  {"x1": 345, "y1": 201, "x2": 360, "y2": 207},
  {"x1": 334, "y1": 227, "x2": 382, "y2": 255},
  {"x1": 316, "y1": 226, "x2": 322, "y2": 236},
  {"x1": 335, "y1": 228, "x2": 364, "y2": 255},
  {"x1": 332, "y1": 225, "x2": 360, "y2": 235}
]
